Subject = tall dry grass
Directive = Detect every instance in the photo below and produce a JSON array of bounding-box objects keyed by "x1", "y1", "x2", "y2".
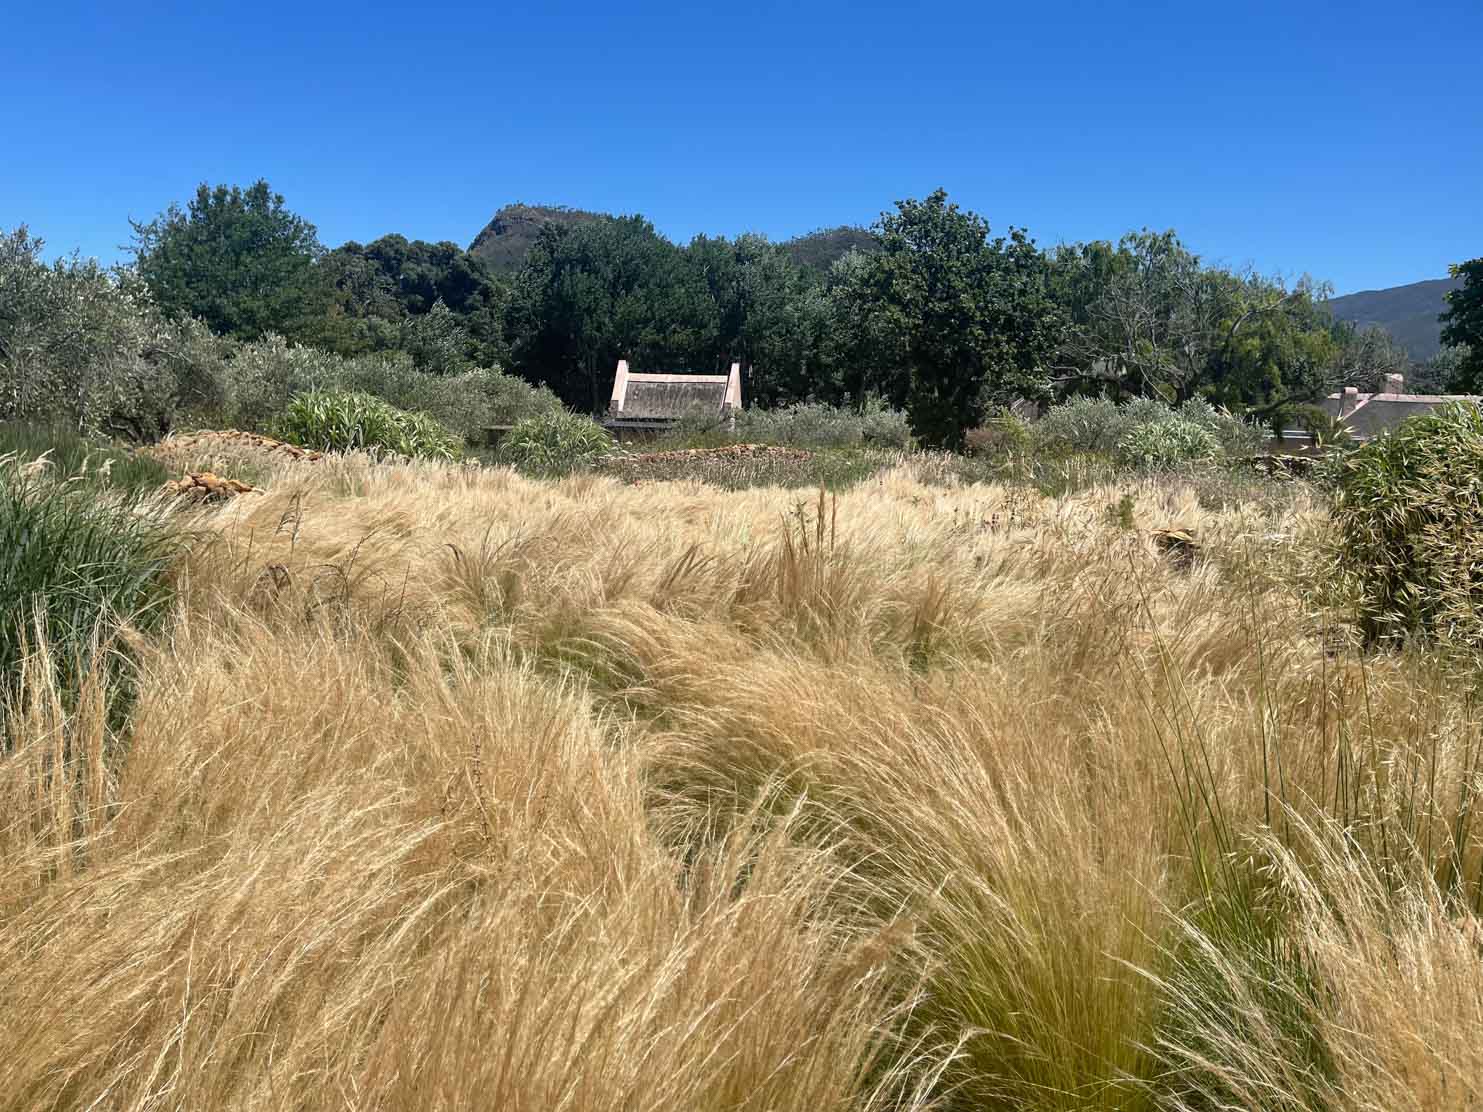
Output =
[{"x1": 2, "y1": 449, "x2": 1480, "y2": 1110}]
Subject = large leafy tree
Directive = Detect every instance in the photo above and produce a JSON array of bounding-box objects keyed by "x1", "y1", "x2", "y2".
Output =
[
  {"x1": 1202, "y1": 275, "x2": 1340, "y2": 422},
  {"x1": 1049, "y1": 231, "x2": 1344, "y2": 420},
  {"x1": 872, "y1": 190, "x2": 1062, "y2": 449},
  {"x1": 1439, "y1": 258, "x2": 1483, "y2": 391},
  {"x1": 1048, "y1": 231, "x2": 1243, "y2": 399},
  {"x1": 504, "y1": 216, "x2": 716, "y2": 410},
  {"x1": 821, "y1": 247, "x2": 909, "y2": 408},
  {"x1": 129, "y1": 180, "x2": 331, "y2": 342},
  {"x1": 686, "y1": 233, "x2": 831, "y2": 405},
  {"x1": 322, "y1": 235, "x2": 508, "y2": 368}
]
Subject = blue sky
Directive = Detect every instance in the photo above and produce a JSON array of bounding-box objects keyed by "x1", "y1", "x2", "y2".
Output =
[{"x1": 3, "y1": 0, "x2": 1479, "y2": 294}]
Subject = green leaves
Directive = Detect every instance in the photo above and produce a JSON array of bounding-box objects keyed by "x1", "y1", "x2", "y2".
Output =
[
  {"x1": 496, "y1": 411, "x2": 613, "y2": 477},
  {"x1": 1331, "y1": 402, "x2": 1483, "y2": 647},
  {"x1": 1116, "y1": 418, "x2": 1220, "y2": 469},
  {"x1": 129, "y1": 180, "x2": 332, "y2": 343},
  {"x1": 873, "y1": 189, "x2": 1063, "y2": 451},
  {"x1": 0, "y1": 457, "x2": 179, "y2": 728},
  {"x1": 272, "y1": 390, "x2": 461, "y2": 461},
  {"x1": 1439, "y1": 259, "x2": 1483, "y2": 392}
]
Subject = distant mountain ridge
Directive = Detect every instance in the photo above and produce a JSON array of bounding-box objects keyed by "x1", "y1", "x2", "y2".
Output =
[
  {"x1": 781, "y1": 226, "x2": 879, "y2": 271},
  {"x1": 466, "y1": 203, "x2": 877, "y2": 275},
  {"x1": 1327, "y1": 276, "x2": 1462, "y2": 363},
  {"x1": 467, "y1": 204, "x2": 608, "y2": 273}
]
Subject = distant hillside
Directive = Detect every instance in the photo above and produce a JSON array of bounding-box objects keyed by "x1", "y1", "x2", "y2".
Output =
[
  {"x1": 1327, "y1": 276, "x2": 1462, "y2": 362},
  {"x1": 467, "y1": 204, "x2": 606, "y2": 273},
  {"x1": 782, "y1": 226, "x2": 879, "y2": 272}
]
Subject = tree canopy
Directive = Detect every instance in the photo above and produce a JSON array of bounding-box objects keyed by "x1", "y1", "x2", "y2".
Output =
[
  {"x1": 868, "y1": 189, "x2": 1062, "y2": 449},
  {"x1": 130, "y1": 180, "x2": 332, "y2": 344},
  {"x1": 110, "y1": 179, "x2": 1423, "y2": 442},
  {"x1": 1439, "y1": 258, "x2": 1483, "y2": 391}
]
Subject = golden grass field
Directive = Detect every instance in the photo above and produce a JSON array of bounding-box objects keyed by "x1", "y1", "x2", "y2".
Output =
[{"x1": 3, "y1": 450, "x2": 1482, "y2": 1110}]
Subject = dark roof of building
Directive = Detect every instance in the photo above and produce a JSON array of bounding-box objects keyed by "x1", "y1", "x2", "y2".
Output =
[
  {"x1": 620, "y1": 378, "x2": 730, "y2": 419},
  {"x1": 609, "y1": 361, "x2": 743, "y2": 421}
]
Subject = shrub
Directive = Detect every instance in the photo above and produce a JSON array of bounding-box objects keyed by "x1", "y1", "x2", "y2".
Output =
[
  {"x1": 730, "y1": 398, "x2": 912, "y2": 451},
  {"x1": 0, "y1": 459, "x2": 178, "y2": 725},
  {"x1": 272, "y1": 391, "x2": 461, "y2": 460},
  {"x1": 226, "y1": 335, "x2": 345, "y2": 432},
  {"x1": 1177, "y1": 396, "x2": 1267, "y2": 456},
  {"x1": 475, "y1": 368, "x2": 565, "y2": 426},
  {"x1": 1033, "y1": 396, "x2": 1145, "y2": 456},
  {"x1": 1330, "y1": 402, "x2": 1483, "y2": 647},
  {"x1": 1034, "y1": 395, "x2": 1257, "y2": 462},
  {"x1": 858, "y1": 396, "x2": 913, "y2": 449},
  {"x1": 497, "y1": 411, "x2": 613, "y2": 476},
  {"x1": 0, "y1": 227, "x2": 181, "y2": 440},
  {"x1": 1117, "y1": 418, "x2": 1220, "y2": 469},
  {"x1": 219, "y1": 335, "x2": 563, "y2": 446},
  {"x1": 964, "y1": 413, "x2": 1031, "y2": 459}
]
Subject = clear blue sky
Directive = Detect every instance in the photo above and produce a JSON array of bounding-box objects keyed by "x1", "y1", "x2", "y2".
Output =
[{"x1": 3, "y1": 0, "x2": 1478, "y2": 294}]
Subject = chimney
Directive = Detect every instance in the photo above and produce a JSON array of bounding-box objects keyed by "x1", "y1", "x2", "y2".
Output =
[
  {"x1": 1340, "y1": 386, "x2": 1360, "y2": 418},
  {"x1": 1383, "y1": 372, "x2": 1404, "y2": 395},
  {"x1": 609, "y1": 359, "x2": 630, "y2": 415}
]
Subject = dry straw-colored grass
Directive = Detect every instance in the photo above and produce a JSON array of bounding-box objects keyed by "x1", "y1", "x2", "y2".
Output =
[{"x1": 2, "y1": 451, "x2": 1480, "y2": 1110}]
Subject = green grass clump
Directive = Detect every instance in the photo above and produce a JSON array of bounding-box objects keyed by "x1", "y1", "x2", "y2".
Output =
[
  {"x1": 272, "y1": 390, "x2": 461, "y2": 461},
  {"x1": 1117, "y1": 418, "x2": 1220, "y2": 469},
  {"x1": 1330, "y1": 401, "x2": 1483, "y2": 647},
  {"x1": 0, "y1": 422, "x2": 171, "y2": 496},
  {"x1": 0, "y1": 460, "x2": 179, "y2": 731},
  {"x1": 497, "y1": 411, "x2": 613, "y2": 476}
]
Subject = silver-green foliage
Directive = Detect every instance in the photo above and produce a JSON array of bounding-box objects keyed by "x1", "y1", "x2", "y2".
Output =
[
  {"x1": 272, "y1": 390, "x2": 462, "y2": 460},
  {"x1": 737, "y1": 397, "x2": 912, "y2": 449},
  {"x1": 1, "y1": 226, "x2": 559, "y2": 445},
  {"x1": 0, "y1": 226, "x2": 189, "y2": 439},
  {"x1": 1330, "y1": 402, "x2": 1483, "y2": 647},
  {"x1": 497, "y1": 411, "x2": 613, "y2": 476},
  {"x1": 1117, "y1": 418, "x2": 1221, "y2": 469},
  {"x1": 1034, "y1": 395, "x2": 1261, "y2": 461},
  {"x1": 225, "y1": 337, "x2": 561, "y2": 443}
]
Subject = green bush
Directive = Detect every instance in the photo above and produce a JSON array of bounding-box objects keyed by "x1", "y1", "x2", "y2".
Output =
[
  {"x1": 0, "y1": 422, "x2": 171, "y2": 496},
  {"x1": 1330, "y1": 402, "x2": 1483, "y2": 647},
  {"x1": 1034, "y1": 395, "x2": 1258, "y2": 461},
  {"x1": 0, "y1": 226, "x2": 186, "y2": 440},
  {"x1": 964, "y1": 413, "x2": 1031, "y2": 459},
  {"x1": 1117, "y1": 418, "x2": 1220, "y2": 469},
  {"x1": 731, "y1": 397, "x2": 911, "y2": 450},
  {"x1": 271, "y1": 390, "x2": 461, "y2": 460},
  {"x1": 497, "y1": 411, "x2": 613, "y2": 476},
  {"x1": 0, "y1": 459, "x2": 179, "y2": 727},
  {"x1": 220, "y1": 336, "x2": 563, "y2": 446}
]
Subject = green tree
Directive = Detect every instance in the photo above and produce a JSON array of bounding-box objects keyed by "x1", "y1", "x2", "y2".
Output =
[
  {"x1": 1439, "y1": 258, "x2": 1483, "y2": 391},
  {"x1": 1048, "y1": 232, "x2": 1343, "y2": 422},
  {"x1": 505, "y1": 216, "x2": 715, "y2": 410},
  {"x1": 1422, "y1": 345, "x2": 1471, "y2": 393},
  {"x1": 686, "y1": 233, "x2": 832, "y2": 405},
  {"x1": 130, "y1": 180, "x2": 331, "y2": 342},
  {"x1": 822, "y1": 247, "x2": 909, "y2": 407},
  {"x1": 0, "y1": 225, "x2": 204, "y2": 438},
  {"x1": 1201, "y1": 274, "x2": 1340, "y2": 424},
  {"x1": 323, "y1": 235, "x2": 508, "y2": 367},
  {"x1": 873, "y1": 190, "x2": 1062, "y2": 449}
]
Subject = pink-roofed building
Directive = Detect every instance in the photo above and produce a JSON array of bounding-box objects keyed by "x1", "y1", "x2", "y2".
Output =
[
  {"x1": 1277, "y1": 373, "x2": 1480, "y2": 447},
  {"x1": 1318, "y1": 373, "x2": 1479, "y2": 441}
]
